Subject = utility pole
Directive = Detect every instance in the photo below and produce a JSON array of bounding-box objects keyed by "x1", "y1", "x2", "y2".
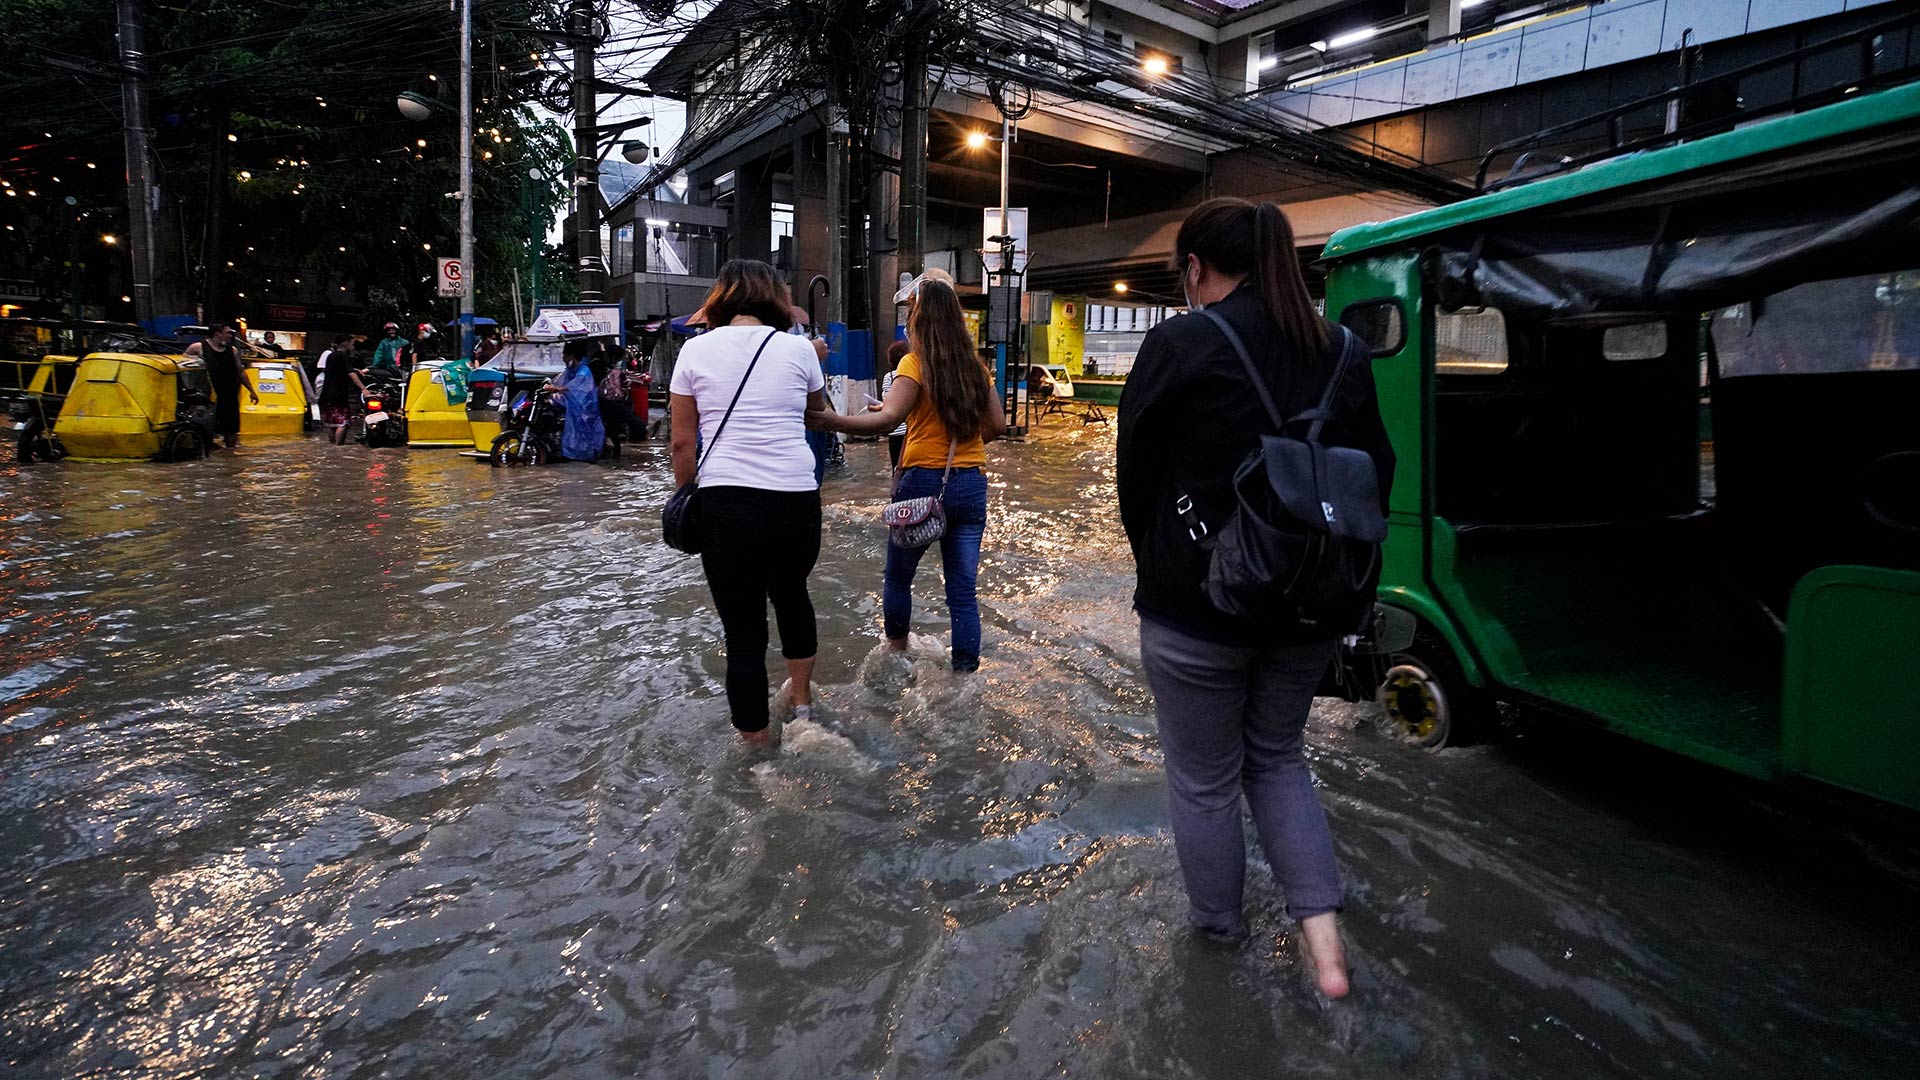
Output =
[
  {"x1": 116, "y1": 0, "x2": 157, "y2": 325},
  {"x1": 571, "y1": 0, "x2": 603, "y2": 300},
  {"x1": 898, "y1": 43, "x2": 928, "y2": 279},
  {"x1": 459, "y1": 0, "x2": 476, "y2": 355},
  {"x1": 203, "y1": 107, "x2": 229, "y2": 319}
]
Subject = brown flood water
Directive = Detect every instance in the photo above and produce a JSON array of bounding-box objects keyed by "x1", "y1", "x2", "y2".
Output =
[{"x1": 1, "y1": 427, "x2": 1916, "y2": 1078}]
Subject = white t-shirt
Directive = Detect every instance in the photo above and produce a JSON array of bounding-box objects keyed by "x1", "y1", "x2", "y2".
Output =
[
  {"x1": 670, "y1": 325, "x2": 824, "y2": 492},
  {"x1": 880, "y1": 370, "x2": 908, "y2": 436}
]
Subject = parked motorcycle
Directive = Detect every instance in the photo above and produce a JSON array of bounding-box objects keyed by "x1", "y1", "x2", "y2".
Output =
[
  {"x1": 357, "y1": 372, "x2": 408, "y2": 448},
  {"x1": 489, "y1": 388, "x2": 562, "y2": 466}
]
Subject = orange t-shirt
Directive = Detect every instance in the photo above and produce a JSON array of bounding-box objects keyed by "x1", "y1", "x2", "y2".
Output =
[{"x1": 892, "y1": 352, "x2": 987, "y2": 471}]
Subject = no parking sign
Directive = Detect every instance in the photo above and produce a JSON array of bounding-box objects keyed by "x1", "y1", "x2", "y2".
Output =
[{"x1": 436, "y1": 258, "x2": 466, "y2": 297}]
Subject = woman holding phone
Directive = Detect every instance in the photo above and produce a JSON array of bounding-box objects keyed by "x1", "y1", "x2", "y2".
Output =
[{"x1": 807, "y1": 273, "x2": 1006, "y2": 672}]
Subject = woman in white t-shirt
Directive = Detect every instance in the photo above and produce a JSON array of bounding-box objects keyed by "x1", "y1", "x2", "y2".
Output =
[{"x1": 669, "y1": 259, "x2": 829, "y2": 746}]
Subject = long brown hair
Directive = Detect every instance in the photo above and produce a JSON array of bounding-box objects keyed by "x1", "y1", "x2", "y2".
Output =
[
  {"x1": 906, "y1": 279, "x2": 992, "y2": 439},
  {"x1": 1174, "y1": 197, "x2": 1331, "y2": 360},
  {"x1": 700, "y1": 258, "x2": 793, "y2": 328}
]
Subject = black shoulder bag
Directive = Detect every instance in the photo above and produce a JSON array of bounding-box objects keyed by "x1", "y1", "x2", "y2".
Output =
[
  {"x1": 662, "y1": 329, "x2": 779, "y2": 554},
  {"x1": 1179, "y1": 311, "x2": 1387, "y2": 629}
]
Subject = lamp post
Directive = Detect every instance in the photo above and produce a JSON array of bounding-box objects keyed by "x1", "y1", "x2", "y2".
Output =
[
  {"x1": 395, "y1": 0, "x2": 475, "y2": 360},
  {"x1": 457, "y1": 0, "x2": 475, "y2": 359},
  {"x1": 967, "y1": 123, "x2": 1021, "y2": 416}
]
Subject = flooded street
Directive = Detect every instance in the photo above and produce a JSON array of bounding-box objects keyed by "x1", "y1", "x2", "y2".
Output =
[{"x1": 3, "y1": 428, "x2": 1917, "y2": 1079}]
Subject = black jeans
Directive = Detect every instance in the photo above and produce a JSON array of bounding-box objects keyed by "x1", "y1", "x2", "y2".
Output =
[{"x1": 697, "y1": 486, "x2": 822, "y2": 732}]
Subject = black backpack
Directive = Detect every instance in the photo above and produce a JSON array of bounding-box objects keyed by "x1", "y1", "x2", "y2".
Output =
[{"x1": 1177, "y1": 310, "x2": 1387, "y2": 631}]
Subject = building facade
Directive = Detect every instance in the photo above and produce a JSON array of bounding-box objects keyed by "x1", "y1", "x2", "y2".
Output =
[{"x1": 621, "y1": 0, "x2": 1917, "y2": 375}]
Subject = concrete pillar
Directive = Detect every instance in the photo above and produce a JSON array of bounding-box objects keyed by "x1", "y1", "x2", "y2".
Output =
[
  {"x1": 790, "y1": 131, "x2": 831, "y2": 319},
  {"x1": 870, "y1": 78, "x2": 904, "y2": 362},
  {"x1": 733, "y1": 156, "x2": 774, "y2": 264},
  {"x1": 1429, "y1": 0, "x2": 1461, "y2": 42}
]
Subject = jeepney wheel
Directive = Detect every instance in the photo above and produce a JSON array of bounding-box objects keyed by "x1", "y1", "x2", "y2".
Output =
[
  {"x1": 162, "y1": 425, "x2": 211, "y2": 462},
  {"x1": 1380, "y1": 633, "x2": 1481, "y2": 750}
]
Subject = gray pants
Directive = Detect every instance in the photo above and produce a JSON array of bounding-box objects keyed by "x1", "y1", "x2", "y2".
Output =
[{"x1": 1139, "y1": 618, "x2": 1342, "y2": 933}]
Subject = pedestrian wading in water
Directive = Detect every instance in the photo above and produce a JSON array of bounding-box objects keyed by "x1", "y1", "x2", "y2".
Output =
[
  {"x1": 1116, "y1": 197, "x2": 1396, "y2": 999},
  {"x1": 670, "y1": 259, "x2": 831, "y2": 747},
  {"x1": 183, "y1": 321, "x2": 258, "y2": 449},
  {"x1": 808, "y1": 271, "x2": 1007, "y2": 672}
]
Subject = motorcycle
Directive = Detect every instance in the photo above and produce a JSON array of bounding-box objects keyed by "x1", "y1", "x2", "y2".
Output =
[
  {"x1": 489, "y1": 387, "x2": 563, "y2": 466},
  {"x1": 357, "y1": 372, "x2": 408, "y2": 448}
]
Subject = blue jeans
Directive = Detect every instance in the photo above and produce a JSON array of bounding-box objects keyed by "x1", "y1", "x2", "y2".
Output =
[{"x1": 884, "y1": 466, "x2": 988, "y2": 671}]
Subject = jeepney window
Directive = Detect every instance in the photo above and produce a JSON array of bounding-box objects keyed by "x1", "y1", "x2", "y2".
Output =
[
  {"x1": 1713, "y1": 271, "x2": 1920, "y2": 376},
  {"x1": 1602, "y1": 321, "x2": 1667, "y2": 361},
  {"x1": 1340, "y1": 299, "x2": 1404, "y2": 357},
  {"x1": 1435, "y1": 306, "x2": 1509, "y2": 374}
]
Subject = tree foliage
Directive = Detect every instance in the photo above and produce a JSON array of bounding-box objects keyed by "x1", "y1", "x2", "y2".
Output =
[{"x1": 2, "y1": 0, "x2": 589, "y2": 331}]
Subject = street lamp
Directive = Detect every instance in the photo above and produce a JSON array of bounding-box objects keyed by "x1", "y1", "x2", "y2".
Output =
[{"x1": 395, "y1": 92, "x2": 434, "y2": 122}]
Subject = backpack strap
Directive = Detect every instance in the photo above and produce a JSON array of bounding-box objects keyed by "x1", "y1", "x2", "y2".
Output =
[
  {"x1": 1296, "y1": 326, "x2": 1360, "y2": 442},
  {"x1": 694, "y1": 329, "x2": 779, "y2": 478},
  {"x1": 1198, "y1": 309, "x2": 1284, "y2": 429},
  {"x1": 1198, "y1": 309, "x2": 1357, "y2": 441}
]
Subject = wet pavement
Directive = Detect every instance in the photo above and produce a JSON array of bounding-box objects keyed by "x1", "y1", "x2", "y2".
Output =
[{"x1": 2, "y1": 428, "x2": 1917, "y2": 1079}]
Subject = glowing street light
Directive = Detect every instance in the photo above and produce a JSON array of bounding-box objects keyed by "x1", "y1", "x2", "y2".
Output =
[
  {"x1": 1141, "y1": 55, "x2": 1169, "y2": 77},
  {"x1": 1113, "y1": 281, "x2": 1129, "y2": 294},
  {"x1": 966, "y1": 130, "x2": 990, "y2": 151}
]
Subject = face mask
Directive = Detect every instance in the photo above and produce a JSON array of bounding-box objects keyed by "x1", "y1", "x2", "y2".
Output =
[{"x1": 1182, "y1": 260, "x2": 1204, "y2": 312}]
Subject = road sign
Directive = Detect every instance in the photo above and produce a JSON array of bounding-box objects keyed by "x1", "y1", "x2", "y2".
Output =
[
  {"x1": 436, "y1": 258, "x2": 466, "y2": 297},
  {"x1": 981, "y1": 208, "x2": 1029, "y2": 273}
]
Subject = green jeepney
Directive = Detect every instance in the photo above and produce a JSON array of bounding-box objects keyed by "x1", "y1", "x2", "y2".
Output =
[{"x1": 1321, "y1": 71, "x2": 1920, "y2": 810}]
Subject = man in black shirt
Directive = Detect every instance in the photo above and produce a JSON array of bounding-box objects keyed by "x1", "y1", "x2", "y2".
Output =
[{"x1": 184, "y1": 321, "x2": 258, "y2": 449}]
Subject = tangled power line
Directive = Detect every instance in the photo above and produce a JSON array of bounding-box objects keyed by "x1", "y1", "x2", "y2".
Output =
[{"x1": 618, "y1": 0, "x2": 1470, "y2": 208}]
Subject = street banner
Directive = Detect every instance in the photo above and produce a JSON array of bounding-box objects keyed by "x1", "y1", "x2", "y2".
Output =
[
  {"x1": 534, "y1": 302, "x2": 625, "y2": 344},
  {"x1": 436, "y1": 258, "x2": 466, "y2": 297},
  {"x1": 524, "y1": 311, "x2": 592, "y2": 339}
]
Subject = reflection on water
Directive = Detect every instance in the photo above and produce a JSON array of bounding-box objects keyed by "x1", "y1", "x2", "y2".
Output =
[{"x1": 2, "y1": 432, "x2": 1916, "y2": 1078}]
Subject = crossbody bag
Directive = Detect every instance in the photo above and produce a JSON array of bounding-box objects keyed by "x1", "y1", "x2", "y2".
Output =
[{"x1": 882, "y1": 439, "x2": 957, "y2": 549}]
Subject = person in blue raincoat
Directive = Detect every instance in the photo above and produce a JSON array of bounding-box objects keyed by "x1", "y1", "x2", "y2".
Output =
[{"x1": 547, "y1": 338, "x2": 606, "y2": 461}]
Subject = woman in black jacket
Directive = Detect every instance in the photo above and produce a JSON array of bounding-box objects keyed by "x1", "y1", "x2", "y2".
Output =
[{"x1": 1116, "y1": 197, "x2": 1395, "y2": 999}]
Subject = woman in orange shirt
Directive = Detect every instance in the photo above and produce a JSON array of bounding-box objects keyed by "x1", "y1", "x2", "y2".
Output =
[{"x1": 808, "y1": 276, "x2": 1006, "y2": 671}]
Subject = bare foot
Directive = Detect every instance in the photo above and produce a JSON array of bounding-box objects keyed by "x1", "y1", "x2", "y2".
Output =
[
  {"x1": 1298, "y1": 912, "x2": 1351, "y2": 999},
  {"x1": 740, "y1": 727, "x2": 777, "y2": 749},
  {"x1": 886, "y1": 637, "x2": 909, "y2": 653}
]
